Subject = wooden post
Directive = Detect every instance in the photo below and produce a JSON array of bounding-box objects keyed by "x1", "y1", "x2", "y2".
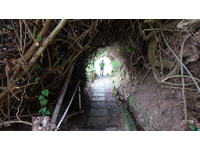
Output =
[
  {"x1": 32, "y1": 116, "x2": 50, "y2": 131},
  {"x1": 50, "y1": 59, "x2": 76, "y2": 130}
]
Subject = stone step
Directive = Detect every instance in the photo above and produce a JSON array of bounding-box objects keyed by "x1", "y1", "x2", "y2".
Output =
[
  {"x1": 93, "y1": 92, "x2": 105, "y2": 97},
  {"x1": 90, "y1": 102, "x2": 105, "y2": 108},
  {"x1": 67, "y1": 76, "x2": 124, "y2": 131},
  {"x1": 87, "y1": 116, "x2": 107, "y2": 128},
  {"x1": 94, "y1": 88, "x2": 104, "y2": 92},
  {"x1": 92, "y1": 96, "x2": 105, "y2": 101},
  {"x1": 89, "y1": 108, "x2": 107, "y2": 116},
  {"x1": 69, "y1": 127, "x2": 123, "y2": 131}
]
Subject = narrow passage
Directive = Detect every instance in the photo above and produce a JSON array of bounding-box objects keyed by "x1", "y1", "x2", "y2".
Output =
[{"x1": 67, "y1": 76, "x2": 123, "y2": 131}]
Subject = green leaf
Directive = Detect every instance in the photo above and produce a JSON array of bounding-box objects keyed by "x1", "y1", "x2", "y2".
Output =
[
  {"x1": 41, "y1": 89, "x2": 49, "y2": 97},
  {"x1": 33, "y1": 33, "x2": 36, "y2": 37},
  {"x1": 38, "y1": 95, "x2": 44, "y2": 100},
  {"x1": 68, "y1": 58, "x2": 72, "y2": 62},
  {"x1": 39, "y1": 107, "x2": 50, "y2": 116},
  {"x1": 54, "y1": 51, "x2": 59, "y2": 57},
  {"x1": 40, "y1": 99, "x2": 48, "y2": 105},
  {"x1": 45, "y1": 111, "x2": 50, "y2": 115},
  {"x1": 36, "y1": 36, "x2": 42, "y2": 42},
  {"x1": 129, "y1": 95, "x2": 135, "y2": 107},
  {"x1": 39, "y1": 107, "x2": 46, "y2": 113},
  {"x1": 2, "y1": 28, "x2": 5, "y2": 31},
  {"x1": 144, "y1": 112, "x2": 150, "y2": 126},
  {"x1": 125, "y1": 45, "x2": 131, "y2": 53},
  {"x1": 135, "y1": 104, "x2": 142, "y2": 112},
  {"x1": 189, "y1": 125, "x2": 195, "y2": 131},
  {"x1": 158, "y1": 128, "x2": 162, "y2": 131},
  {"x1": 42, "y1": 112, "x2": 46, "y2": 116},
  {"x1": 34, "y1": 64, "x2": 41, "y2": 70},
  {"x1": 150, "y1": 19, "x2": 154, "y2": 22},
  {"x1": 125, "y1": 93, "x2": 130, "y2": 98},
  {"x1": 35, "y1": 77, "x2": 40, "y2": 82},
  {"x1": 152, "y1": 126, "x2": 162, "y2": 131}
]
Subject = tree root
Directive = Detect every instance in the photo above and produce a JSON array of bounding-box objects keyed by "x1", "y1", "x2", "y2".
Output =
[
  {"x1": 148, "y1": 28, "x2": 200, "y2": 86},
  {"x1": 193, "y1": 92, "x2": 200, "y2": 109},
  {"x1": 148, "y1": 33, "x2": 174, "y2": 70},
  {"x1": 147, "y1": 23, "x2": 200, "y2": 124},
  {"x1": 57, "y1": 109, "x2": 84, "y2": 130}
]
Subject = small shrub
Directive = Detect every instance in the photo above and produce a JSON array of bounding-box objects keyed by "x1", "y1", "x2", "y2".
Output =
[
  {"x1": 110, "y1": 60, "x2": 120, "y2": 73},
  {"x1": 129, "y1": 95, "x2": 135, "y2": 107}
]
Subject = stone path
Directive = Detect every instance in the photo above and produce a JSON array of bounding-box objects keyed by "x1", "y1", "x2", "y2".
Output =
[{"x1": 67, "y1": 75, "x2": 123, "y2": 131}]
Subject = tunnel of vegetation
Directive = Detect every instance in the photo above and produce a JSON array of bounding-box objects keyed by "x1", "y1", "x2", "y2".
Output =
[{"x1": 1, "y1": 19, "x2": 200, "y2": 130}]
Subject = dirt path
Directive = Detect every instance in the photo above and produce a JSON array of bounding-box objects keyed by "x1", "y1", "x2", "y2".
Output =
[
  {"x1": 66, "y1": 76, "x2": 123, "y2": 131},
  {"x1": 118, "y1": 70, "x2": 199, "y2": 131}
]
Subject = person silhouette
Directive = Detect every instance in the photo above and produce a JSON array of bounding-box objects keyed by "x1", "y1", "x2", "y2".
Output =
[{"x1": 99, "y1": 60, "x2": 105, "y2": 76}]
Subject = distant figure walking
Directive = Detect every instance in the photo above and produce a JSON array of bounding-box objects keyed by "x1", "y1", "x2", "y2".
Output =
[{"x1": 99, "y1": 60, "x2": 105, "y2": 76}]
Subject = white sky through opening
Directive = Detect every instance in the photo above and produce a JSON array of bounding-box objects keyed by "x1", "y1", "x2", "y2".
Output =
[{"x1": 94, "y1": 57, "x2": 112, "y2": 76}]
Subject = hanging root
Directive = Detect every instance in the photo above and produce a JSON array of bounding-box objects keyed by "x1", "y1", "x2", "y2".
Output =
[
  {"x1": 145, "y1": 20, "x2": 200, "y2": 125},
  {"x1": 193, "y1": 92, "x2": 200, "y2": 109}
]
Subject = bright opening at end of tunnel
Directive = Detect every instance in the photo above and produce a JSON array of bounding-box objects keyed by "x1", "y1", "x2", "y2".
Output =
[{"x1": 94, "y1": 57, "x2": 112, "y2": 76}]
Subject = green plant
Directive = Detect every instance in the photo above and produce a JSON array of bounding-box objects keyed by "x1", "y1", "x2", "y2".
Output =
[
  {"x1": 116, "y1": 78, "x2": 121, "y2": 86},
  {"x1": 189, "y1": 125, "x2": 195, "y2": 131},
  {"x1": 117, "y1": 48, "x2": 120, "y2": 53},
  {"x1": 129, "y1": 95, "x2": 135, "y2": 107},
  {"x1": 88, "y1": 60, "x2": 94, "y2": 71},
  {"x1": 124, "y1": 92, "x2": 130, "y2": 98},
  {"x1": 34, "y1": 64, "x2": 41, "y2": 83},
  {"x1": 110, "y1": 60, "x2": 120, "y2": 73},
  {"x1": 68, "y1": 58, "x2": 72, "y2": 62},
  {"x1": 188, "y1": 125, "x2": 200, "y2": 131},
  {"x1": 125, "y1": 45, "x2": 131, "y2": 53},
  {"x1": 53, "y1": 48, "x2": 60, "y2": 57},
  {"x1": 38, "y1": 89, "x2": 50, "y2": 116},
  {"x1": 33, "y1": 64, "x2": 50, "y2": 116},
  {"x1": 35, "y1": 77, "x2": 40, "y2": 82},
  {"x1": 128, "y1": 95, "x2": 142, "y2": 111},
  {"x1": 34, "y1": 64, "x2": 41, "y2": 70},
  {"x1": 143, "y1": 112, "x2": 150, "y2": 126},
  {"x1": 36, "y1": 36, "x2": 42, "y2": 42},
  {"x1": 28, "y1": 33, "x2": 43, "y2": 41},
  {"x1": 113, "y1": 89, "x2": 117, "y2": 96},
  {"x1": 53, "y1": 48, "x2": 62, "y2": 68},
  {"x1": 150, "y1": 19, "x2": 155, "y2": 22},
  {"x1": 111, "y1": 82, "x2": 118, "y2": 96},
  {"x1": 135, "y1": 104, "x2": 142, "y2": 112},
  {"x1": 152, "y1": 125, "x2": 162, "y2": 131},
  {"x1": 121, "y1": 71, "x2": 125, "y2": 76}
]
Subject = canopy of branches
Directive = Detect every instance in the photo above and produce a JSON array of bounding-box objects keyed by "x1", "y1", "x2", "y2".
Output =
[{"x1": 1, "y1": 19, "x2": 200, "y2": 129}]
